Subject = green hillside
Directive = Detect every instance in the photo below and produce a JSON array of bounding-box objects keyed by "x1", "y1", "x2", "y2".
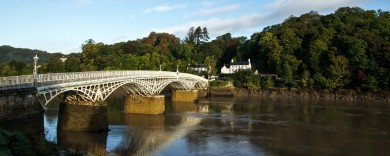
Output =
[{"x1": 0, "y1": 45, "x2": 54, "y2": 64}]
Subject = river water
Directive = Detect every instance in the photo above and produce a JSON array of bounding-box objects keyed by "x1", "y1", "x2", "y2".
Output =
[{"x1": 44, "y1": 96, "x2": 390, "y2": 156}]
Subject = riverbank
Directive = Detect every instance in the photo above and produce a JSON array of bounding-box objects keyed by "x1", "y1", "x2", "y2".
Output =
[{"x1": 208, "y1": 86, "x2": 390, "y2": 103}]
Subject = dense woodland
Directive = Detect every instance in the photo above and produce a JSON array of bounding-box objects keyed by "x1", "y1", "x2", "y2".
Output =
[{"x1": 0, "y1": 7, "x2": 389, "y2": 91}]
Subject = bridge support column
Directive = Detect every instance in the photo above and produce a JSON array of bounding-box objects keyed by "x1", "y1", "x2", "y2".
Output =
[
  {"x1": 58, "y1": 100, "x2": 108, "y2": 132},
  {"x1": 124, "y1": 95, "x2": 165, "y2": 114},
  {"x1": 172, "y1": 90, "x2": 198, "y2": 102},
  {"x1": 197, "y1": 88, "x2": 208, "y2": 98},
  {"x1": 0, "y1": 88, "x2": 43, "y2": 121}
]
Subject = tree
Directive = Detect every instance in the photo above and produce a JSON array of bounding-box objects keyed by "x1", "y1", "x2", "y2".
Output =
[
  {"x1": 194, "y1": 26, "x2": 202, "y2": 45},
  {"x1": 81, "y1": 39, "x2": 97, "y2": 65},
  {"x1": 231, "y1": 69, "x2": 259, "y2": 88},
  {"x1": 184, "y1": 27, "x2": 195, "y2": 45},
  {"x1": 260, "y1": 75, "x2": 274, "y2": 89},
  {"x1": 65, "y1": 54, "x2": 81, "y2": 72},
  {"x1": 259, "y1": 32, "x2": 283, "y2": 74},
  {"x1": 46, "y1": 54, "x2": 65, "y2": 73},
  {"x1": 204, "y1": 56, "x2": 217, "y2": 78},
  {"x1": 327, "y1": 55, "x2": 349, "y2": 87},
  {"x1": 201, "y1": 27, "x2": 210, "y2": 42},
  {"x1": 184, "y1": 26, "x2": 210, "y2": 45},
  {"x1": 8, "y1": 60, "x2": 26, "y2": 75},
  {"x1": 173, "y1": 44, "x2": 193, "y2": 62}
]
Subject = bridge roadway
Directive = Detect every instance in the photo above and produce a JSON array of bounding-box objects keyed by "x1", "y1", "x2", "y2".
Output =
[{"x1": 0, "y1": 70, "x2": 208, "y2": 106}]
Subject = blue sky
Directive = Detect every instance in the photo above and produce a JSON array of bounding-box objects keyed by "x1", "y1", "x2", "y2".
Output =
[{"x1": 0, "y1": 0, "x2": 389, "y2": 54}]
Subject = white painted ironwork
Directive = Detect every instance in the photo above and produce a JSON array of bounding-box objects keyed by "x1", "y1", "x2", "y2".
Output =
[{"x1": 0, "y1": 70, "x2": 208, "y2": 106}]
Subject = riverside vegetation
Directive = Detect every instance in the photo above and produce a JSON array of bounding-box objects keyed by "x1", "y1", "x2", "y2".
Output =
[
  {"x1": 209, "y1": 70, "x2": 390, "y2": 102},
  {"x1": 1, "y1": 7, "x2": 389, "y2": 93}
]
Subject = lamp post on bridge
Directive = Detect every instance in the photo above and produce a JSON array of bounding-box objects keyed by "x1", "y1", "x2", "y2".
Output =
[
  {"x1": 176, "y1": 64, "x2": 179, "y2": 79},
  {"x1": 33, "y1": 54, "x2": 39, "y2": 86}
]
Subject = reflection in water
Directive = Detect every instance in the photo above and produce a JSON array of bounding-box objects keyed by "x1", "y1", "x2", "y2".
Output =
[
  {"x1": 115, "y1": 102, "x2": 202, "y2": 156},
  {"x1": 57, "y1": 130, "x2": 107, "y2": 154},
  {"x1": 43, "y1": 96, "x2": 390, "y2": 156}
]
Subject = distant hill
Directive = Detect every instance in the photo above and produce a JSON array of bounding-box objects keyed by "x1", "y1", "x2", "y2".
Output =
[{"x1": 0, "y1": 45, "x2": 55, "y2": 64}]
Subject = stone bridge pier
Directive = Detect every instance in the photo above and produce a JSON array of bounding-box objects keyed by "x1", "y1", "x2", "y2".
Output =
[
  {"x1": 0, "y1": 88, "x2": 44, "y2": 135},
  {"x1": 124, "y1": 95, "x2": 165, "y2": 114},
  {"x1": 57, "y1": 92, "x2": 108, "y2": 132},
  {"x1": 124, "y1": 89, "x2": 206, "y2": 115},
  {"x1": 172, "y1": 90, "x2": 199, "y2": 102}
]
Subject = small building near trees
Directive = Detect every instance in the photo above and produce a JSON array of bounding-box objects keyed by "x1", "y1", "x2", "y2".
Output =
[
  {"x1": 221, "y1": 59, "x2": 252, "y2": 74},
  {"x1": 190, "y1": 64, "x2": 207, "y2": 73}
]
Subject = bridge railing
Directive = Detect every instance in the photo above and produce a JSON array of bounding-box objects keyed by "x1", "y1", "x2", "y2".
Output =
[
  {"x1": 0, "y1": 75, "x2": 35, "y2": 90},
  {"x1": 0, "y1": 70, "x2": 207, "y2": 90}
]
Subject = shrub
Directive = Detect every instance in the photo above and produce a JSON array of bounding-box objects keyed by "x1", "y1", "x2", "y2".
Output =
[{"x1": 231, "y1": 69, "x2": 259, "y2": 88}]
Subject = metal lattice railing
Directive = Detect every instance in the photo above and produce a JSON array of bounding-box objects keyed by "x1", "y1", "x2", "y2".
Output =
[{"x1": 0, "y1": 70, "x2": 207, "y2": 90}]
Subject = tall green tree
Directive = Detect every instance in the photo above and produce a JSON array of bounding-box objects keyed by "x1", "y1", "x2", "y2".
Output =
[
  {"x1": 46, "y1": 54, "x2": 65, "y2": 73},
  {"x1": 65, "y1": 54, "x2": 81, "y2": 72}
]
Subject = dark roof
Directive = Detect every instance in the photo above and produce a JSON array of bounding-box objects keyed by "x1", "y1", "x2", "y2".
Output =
[{"x1": 231, "y1": 61, "x2": 249, "y2": 65}]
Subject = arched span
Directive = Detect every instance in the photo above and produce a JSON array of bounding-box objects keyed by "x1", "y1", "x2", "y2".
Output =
[
  {"x1": 194, "y1": 81, "x2": 208, "y2": 89},
  {"x1": 37, "y1": 87, "x2": 98, "y2": 107},
  {"x1": 33, "y1": 70, "x2": 208, "y2": 106}
]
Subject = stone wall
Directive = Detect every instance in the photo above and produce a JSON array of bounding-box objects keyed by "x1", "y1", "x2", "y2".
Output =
[
  {"x1": 124, "y1": 95, "x2": 165, "y2": 114},
  {"x1": 0, "y1": 88, "x2": 43, "y2": 121},
  {"x1": 172, "y1": 90, "x2": 198, "y2": 102},
  {"x1": 57, "y1": 101, "x2": 108, "y2": 132}
]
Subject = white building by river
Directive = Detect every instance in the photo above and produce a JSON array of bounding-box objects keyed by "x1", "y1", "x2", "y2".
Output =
[{"x1": 221, "y1": 59, "x2": 252, "y2": 74}]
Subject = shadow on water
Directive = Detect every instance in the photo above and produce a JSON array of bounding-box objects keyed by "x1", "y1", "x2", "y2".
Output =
[
  {"x1": 0, "y1": 113, "x2": 44, "y2": 136},
  {"x1": 57, "y1": 130, "x2": 108, "y2": 154}
]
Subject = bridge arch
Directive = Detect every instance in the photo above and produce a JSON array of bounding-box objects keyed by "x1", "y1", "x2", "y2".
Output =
[
  {"x1": 0, "y1": 70, "x2": 208, "y2": 106},
  {"x1": 37, "y1": 78, "x2": 208, "y2": 107}
]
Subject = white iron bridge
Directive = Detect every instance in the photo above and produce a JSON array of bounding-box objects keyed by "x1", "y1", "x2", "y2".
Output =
[{"x1": 0, "y1": 70, "x2": 208, "y2": 106}]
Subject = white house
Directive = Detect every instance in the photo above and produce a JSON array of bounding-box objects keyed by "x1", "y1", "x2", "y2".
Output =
[
  {"x1": 190, "y1": 65, "x2": 207, "y2": 73},
  {"x1": 221, "y1": 59, "x2": 252, "y2": 74}
]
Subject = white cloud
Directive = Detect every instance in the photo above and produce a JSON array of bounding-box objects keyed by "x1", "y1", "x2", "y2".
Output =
[
  {"x1": 156, "y1": 13, "x2": 265, "y2": 38},
  {"x1": 196, "y1": 4, "x2": 240, "y2": 16},
  {"x1": 145, "y1": 4, "x2": 187, "y2": 13},
  {"x1": 156, "y1": 0, "x2": 371, "y2": 39},
  {"x1": 267, "y1": 0, "x2": 370, "y2": 18}
]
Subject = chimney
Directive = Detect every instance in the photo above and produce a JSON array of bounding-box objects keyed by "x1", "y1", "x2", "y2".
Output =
[{"x1": 248, "y1": 59, "x2": 251, "y2": 63}]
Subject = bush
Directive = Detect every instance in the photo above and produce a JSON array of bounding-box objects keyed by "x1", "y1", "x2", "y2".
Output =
[
  {"x1": 230, "y1": 69, "x2": 259, "y2": 88},
  {"x1": 261, "y1": 75, "x2": 274, "y2": 88},
  {"x1": 314, "y1": 74, "x2": 336, "y2": 89},
  {"x1": 362, "y1": 75, "x2": 378, "y2": 91}
]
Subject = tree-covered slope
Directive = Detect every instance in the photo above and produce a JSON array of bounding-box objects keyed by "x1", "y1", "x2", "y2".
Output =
[{"x1": 0, "y1": 45, "x2": 54, "y2": 64}]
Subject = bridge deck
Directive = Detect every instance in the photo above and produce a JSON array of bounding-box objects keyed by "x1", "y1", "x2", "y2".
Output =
[{"x1": 0, "y1": 70, "x2": 207, "y2": 90}]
